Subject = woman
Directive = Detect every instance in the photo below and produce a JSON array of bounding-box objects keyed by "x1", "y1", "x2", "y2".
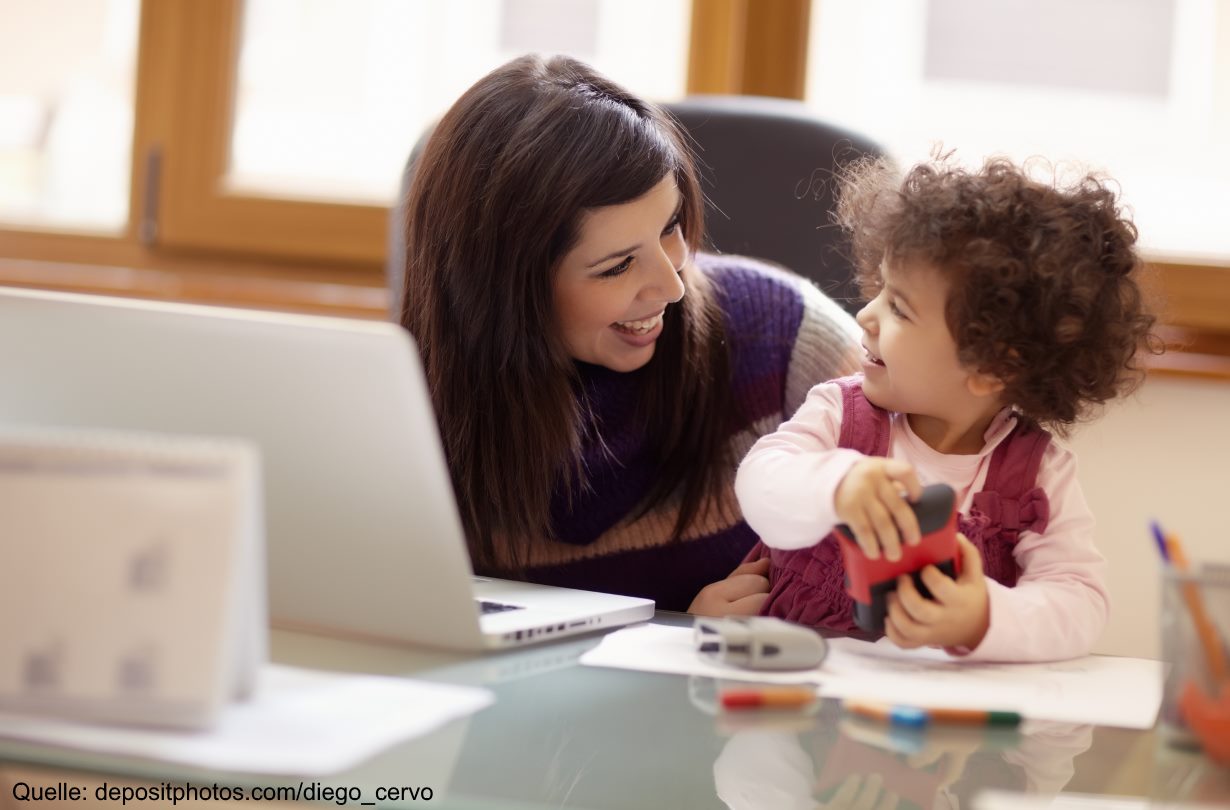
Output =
[{"x1": 401, "y1": 54, "x2": 859, "y2": 613}]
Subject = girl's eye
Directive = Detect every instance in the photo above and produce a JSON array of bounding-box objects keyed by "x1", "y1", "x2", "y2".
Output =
[
  {"x1": 662, "y1": 215, "x2": 681, "y2": 237},
  {"x1": 889, "y1": 299, "x2": 907, "y2": 319},
  {"x1": 598, "y1": 256, "x2": 634, "y2": 278}
]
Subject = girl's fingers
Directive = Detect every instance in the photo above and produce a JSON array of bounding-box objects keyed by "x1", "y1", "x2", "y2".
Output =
[
  {"x1": 850, "y1": 772, "x2": 886, "y2": 810},
  {"x1": 879, "y1": 477, "x2": 921, "y2": 545},
  {"x1": 829, "y1": 774, "x2": 865, "y2": 809},
  {"x1": 893, "y1": 573, "x2": 942, "y2": 625},
  {"x1": 847, "y1": 510, "x2": 880, "y2": 560},
  {"x1": 919, "y1": 563, "x2": 959, "y2": 604},
  {"x1": 865, "y1": 499, "x2": 902, "y2": 561},
  {"x1": 882, "y1": 459, "x2": 924, "y2": 501},
  {"x1": 886, "y1": 593, "x2": 925, "y2": 646},
  {"x1": 907, "y1": 746, "x2": 945, "y2": 770},
  {"x1": 956, "y1": 532, "x2": 984, "y2": 582}
]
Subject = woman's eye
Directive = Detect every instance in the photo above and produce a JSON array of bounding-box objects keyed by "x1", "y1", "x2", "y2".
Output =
[
  {"x1": 599, "y1": 256, "x2": 634, "y2": 278},
  {"x1": 662, "y1": 215, "x2": 681, "y2": 237}
]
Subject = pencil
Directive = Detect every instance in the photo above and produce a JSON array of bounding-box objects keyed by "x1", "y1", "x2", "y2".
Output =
[
  {"x1": 1165, "y1": 532, "x2": 1228, "y2": 683},
  {"x1": 842, "y1": 699, "x2": 1021, "y2": 728}
]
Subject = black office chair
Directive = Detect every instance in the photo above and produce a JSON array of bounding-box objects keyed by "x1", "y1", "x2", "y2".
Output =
[{"x1": 386, "y1": 95, "x2": 885, "y2": 318}]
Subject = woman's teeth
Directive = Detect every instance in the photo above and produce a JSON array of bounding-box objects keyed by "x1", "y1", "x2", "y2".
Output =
[{"x1": 613, "y1": 313, "x2": 663, "y2": 335}]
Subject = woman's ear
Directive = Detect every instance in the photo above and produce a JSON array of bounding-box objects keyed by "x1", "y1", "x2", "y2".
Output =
[{"x1": 966, "y1": 371, "x2": 1006, "y2": 398}]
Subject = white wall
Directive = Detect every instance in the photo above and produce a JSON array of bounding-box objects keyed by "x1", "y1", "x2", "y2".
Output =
[{"x1": 1072, "y1": 374, "x2": 1230, "y2": 659}]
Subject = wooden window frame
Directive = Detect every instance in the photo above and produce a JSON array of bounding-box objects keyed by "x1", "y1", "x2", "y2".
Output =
[
  {"x1": 688, "y1": 0, "x2": 810, "y2": 98},
  {"x1": 143, "y1": 0, "x2": 387, "y2": 264},
  {"x1": 0, "y1": 0, "x2": 1227, "y2": 379},
  {"x1": 0, "y1": 0, "x2": 387, "y2": 316}
]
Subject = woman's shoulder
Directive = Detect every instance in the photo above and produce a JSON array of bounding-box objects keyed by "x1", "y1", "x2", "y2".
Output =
[
  {"x1": 694, "y1": 252, "x2": 811, "y2": 304},
  {"x1": 694, "y1": 252, "x2": 860, "y2": 421},
  {"x1": 693, "y1": 252, "x2": 815, "y2": 339},
  {"x1": 695, "y1": 253, "x2": 856, "y2": 335}
]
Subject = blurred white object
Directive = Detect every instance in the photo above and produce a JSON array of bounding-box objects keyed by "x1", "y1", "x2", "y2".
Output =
[
  {"x1": 0, "y1": 428, "x2": 265, "y2": 729},
  {"x1": 0, "y1": 664, "x2": 492, "y2": 777}
]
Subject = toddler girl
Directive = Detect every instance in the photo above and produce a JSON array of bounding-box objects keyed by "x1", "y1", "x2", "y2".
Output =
[{"x1": 735, "y1": 155, "x2": 1159, "y2": 661}]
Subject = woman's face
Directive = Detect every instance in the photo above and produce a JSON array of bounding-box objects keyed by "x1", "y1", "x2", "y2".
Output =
[{"x1": 553, "y1": 174, "x2": 688, "y2": 372}]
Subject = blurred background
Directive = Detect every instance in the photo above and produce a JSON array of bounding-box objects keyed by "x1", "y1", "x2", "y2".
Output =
[
  {"x1": 1, "y1": 0, "x2": 1228, "y2": 659},
  {"x1": 3, "y1": 0, "x2": 1227, "y2": 306}
]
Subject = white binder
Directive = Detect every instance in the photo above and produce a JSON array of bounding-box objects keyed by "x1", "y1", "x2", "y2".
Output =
[{"x1": 0, "y1": 429, "x2": 265, "y2": 729}]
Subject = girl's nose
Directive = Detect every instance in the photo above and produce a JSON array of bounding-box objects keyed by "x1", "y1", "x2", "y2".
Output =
[{"x1": 855, "y1": 301, "x2": 876, "y2": 333}]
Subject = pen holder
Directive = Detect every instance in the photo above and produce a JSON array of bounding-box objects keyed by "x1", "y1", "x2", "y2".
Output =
[{"x1": 1160, "y1": 564, "x2": 1230, "y2": 763}]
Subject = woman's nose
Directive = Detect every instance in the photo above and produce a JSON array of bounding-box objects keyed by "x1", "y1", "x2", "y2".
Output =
[{"x1": 644, "y1": 249, "x2": 686, "y2": 303}]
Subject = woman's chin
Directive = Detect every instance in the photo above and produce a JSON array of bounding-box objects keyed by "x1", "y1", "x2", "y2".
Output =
[{"x1": 600, "y1": 344, "x2": 656, "y2": 373}]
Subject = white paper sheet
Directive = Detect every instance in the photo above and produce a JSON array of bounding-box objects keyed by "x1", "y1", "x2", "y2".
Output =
[
  {"x1": 0, "y1": 664, "x2": 493, "y2": 775},
  {"x1": 579, "y1": 623, "x2": 1162, "y2": 729},
  {"x1": 973, "y1": 790, "x2": 1223, "y2": 810}
]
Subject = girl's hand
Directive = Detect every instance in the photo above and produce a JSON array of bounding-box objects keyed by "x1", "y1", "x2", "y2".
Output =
[
  {"x1": 885, "y1": 533, "x2": 990, "y2": 651},
  {"x1": 687, "y1": 558, "x2": 771, "y2": 617},
  {"x1": 833, "y1": 458, "x2": 923, "y2": 561},
  {"x1": 820, "y1": 772, "x2": 900, "y2": 810}
]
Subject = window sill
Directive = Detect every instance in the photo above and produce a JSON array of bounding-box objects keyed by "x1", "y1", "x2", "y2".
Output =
[
  {"x1": 1, "y1": 257, "x2": 1227, "y2": 382},
  {"x1": 1149, "y1": 325, "x2": 1230, "y2": 382},
  {"x1": 0, "y1": 257, "x2": 389, "y2": 321}
]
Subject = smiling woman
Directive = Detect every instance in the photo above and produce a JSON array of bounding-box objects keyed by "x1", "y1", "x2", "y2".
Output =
[
  {"x1": 552, "y1": 176, "x2": 688, "y2": 372},
  {"x1": 401, "y1": 54, "x2": 860, "y2": 613}
]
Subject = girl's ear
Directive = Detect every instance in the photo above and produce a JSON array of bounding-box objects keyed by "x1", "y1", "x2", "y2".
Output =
[{"x1": 966, "y1": 371, "x2": 1006, "y2": 398}]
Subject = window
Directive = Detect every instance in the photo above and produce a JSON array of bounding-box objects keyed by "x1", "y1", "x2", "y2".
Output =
[
  {"x1": 3, "y1": 0, "x2": 1224, "y2": 342},
  {"x1": 152, "y1": 0, "x2": 691, "y2": 264},
  {"x1": 806, "y1": 0, "x2": 1230, "y2": 262},
  {"x1": 0, "y1": 0, "x2": 139, "y2": 232},
  {"x1": 228, "y1": 0, "x2": 692, "y2": 205}
]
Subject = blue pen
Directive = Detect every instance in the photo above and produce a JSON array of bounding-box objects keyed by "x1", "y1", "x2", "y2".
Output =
[{"x1": 1150, "y1": 520, "x2": 1170, "y2": 564}]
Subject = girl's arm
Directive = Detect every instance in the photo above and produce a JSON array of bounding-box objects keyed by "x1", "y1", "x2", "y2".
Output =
[
  {"x1": 735, "y1": 382, "x2": 865, "y2": 550},
  {"x1": 960, "y1": 443, "x2": 1109, "y2": 661}
]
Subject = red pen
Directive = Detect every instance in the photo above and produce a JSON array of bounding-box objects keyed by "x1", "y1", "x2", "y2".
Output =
[{"x1": 720, "y1": 686, "x2": 819, "y2": 710}]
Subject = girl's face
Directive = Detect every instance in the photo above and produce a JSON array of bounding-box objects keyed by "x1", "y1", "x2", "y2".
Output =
[
  {"x1": 553, "y1": 175, "x2": 688, "y2": 373},
  {"x1": 856, "y1": 259, "x2": 987, "y2": 422}
]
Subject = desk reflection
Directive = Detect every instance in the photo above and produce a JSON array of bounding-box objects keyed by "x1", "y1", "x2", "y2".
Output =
[
  {"x1": 711, "y1": 694, "x2": 1093, "y2": 810},
  {"x1": 443, "y1": 652, "x2": 1093, "y2": 810}
]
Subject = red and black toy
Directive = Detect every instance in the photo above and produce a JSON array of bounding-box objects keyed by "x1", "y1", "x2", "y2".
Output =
[{"x1": 835, "y1": 483, "x2": 960, "y2": 634}]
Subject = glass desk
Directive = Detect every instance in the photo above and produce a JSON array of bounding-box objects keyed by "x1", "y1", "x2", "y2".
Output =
[{"x1": 2, "y1": 613, "x2": 1227, "y2": 810}]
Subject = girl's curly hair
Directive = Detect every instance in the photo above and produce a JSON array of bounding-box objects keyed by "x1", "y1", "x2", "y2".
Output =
[{"x1": 837, "y1": 154, "x2": 1161, "y2": 435}]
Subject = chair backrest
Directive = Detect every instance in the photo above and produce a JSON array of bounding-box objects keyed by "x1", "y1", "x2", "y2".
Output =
[{"x1": 386, "y1": 95, "x2": 885, "y2": 319}]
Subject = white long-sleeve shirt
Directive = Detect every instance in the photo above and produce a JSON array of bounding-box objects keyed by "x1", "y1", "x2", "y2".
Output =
[{"x1": 735, "y1": 382, "x2": 1109, "y2": 662}]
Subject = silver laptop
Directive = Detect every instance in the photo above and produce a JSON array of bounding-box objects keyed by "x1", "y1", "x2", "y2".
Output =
[{"x1": 0, "y1": 286, "x2": 653, "y2": 650}]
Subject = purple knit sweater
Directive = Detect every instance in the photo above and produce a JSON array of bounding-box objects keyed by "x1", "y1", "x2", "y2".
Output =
[{"x1": 522, "y1": 253, "x2": 859, "y2": 610}]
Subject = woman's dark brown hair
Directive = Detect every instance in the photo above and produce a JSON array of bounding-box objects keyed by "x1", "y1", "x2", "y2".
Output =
[
  {"x1": 837, "y1": 154, "x2": 1160, "y2": 434},
  {"x1": 401, "y1": 55, "x2": 731, "y2": 571}
]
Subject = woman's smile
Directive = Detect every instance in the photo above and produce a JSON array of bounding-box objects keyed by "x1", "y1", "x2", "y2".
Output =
[{"x1": 611, "y1": 310, "x2": 665, "y2": 346}]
